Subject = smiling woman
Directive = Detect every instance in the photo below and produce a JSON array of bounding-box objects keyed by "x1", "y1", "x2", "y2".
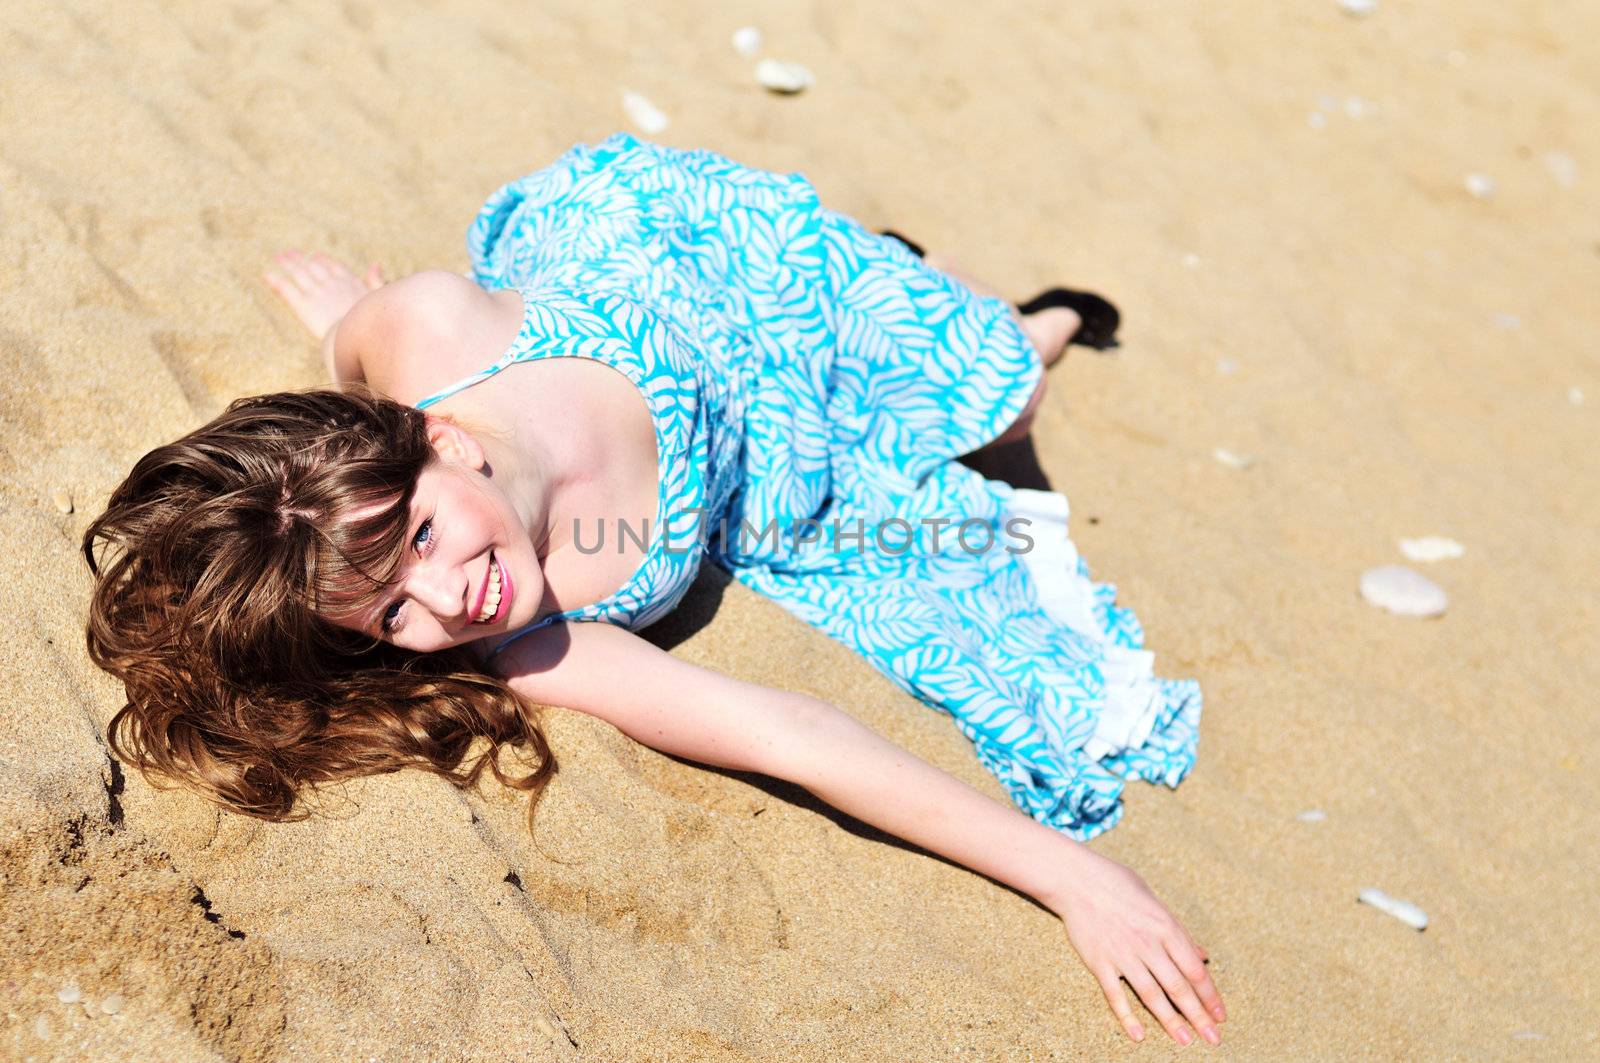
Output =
[
  {"x1": 82, "y1": 389, "x2": 557, "y2": 823},
  {"x1": 84, "y1": 134, "x2": 1223, "y2": 1046},
  {"x1": 323, "y1": 418, "x2": 551, "y2": 651}
]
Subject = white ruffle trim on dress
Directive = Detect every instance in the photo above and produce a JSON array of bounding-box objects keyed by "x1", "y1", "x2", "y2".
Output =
[{"x1": 1008, "y1": 488, "x2": 1165, "y2": 761}]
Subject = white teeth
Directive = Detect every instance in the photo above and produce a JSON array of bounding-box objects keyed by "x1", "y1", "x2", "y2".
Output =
[{"x1": 476, "y1": 558, "x2": 502, "y2": 622}]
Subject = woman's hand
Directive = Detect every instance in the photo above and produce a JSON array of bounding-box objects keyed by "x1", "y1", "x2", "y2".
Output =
[
  {"x1": 495, "y1": 623, "x2": 1226, "y2": 1045},
  {"x1": 1047, "y1": 849, "x2": 1226, "y2": 1046},
  {"x1": 263, "y1": 250, "x2": 385, "y2": 342}
]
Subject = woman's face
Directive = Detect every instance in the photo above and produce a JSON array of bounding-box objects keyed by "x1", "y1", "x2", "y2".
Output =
[{"x1": 327, "y1": 421, "x2": 547, "y2": 653}]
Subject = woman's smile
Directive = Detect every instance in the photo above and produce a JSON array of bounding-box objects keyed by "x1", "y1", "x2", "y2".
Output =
[
  {"x1": 473, "y1": 552, "x2": 513, "y2": 625},
  {"x1": 319, "y1": 416, "x2": 552, "y2": 653}
]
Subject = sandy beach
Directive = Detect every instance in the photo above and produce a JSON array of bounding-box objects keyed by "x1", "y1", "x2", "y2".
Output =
[{"x1": 4, "y1": 0, "x2": 1598, "y2": 1058}]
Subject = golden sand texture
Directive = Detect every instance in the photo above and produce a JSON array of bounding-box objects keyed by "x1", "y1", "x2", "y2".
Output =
[{"x1": 4, "y1": 0, "x2": 1598, "y2": 1058}]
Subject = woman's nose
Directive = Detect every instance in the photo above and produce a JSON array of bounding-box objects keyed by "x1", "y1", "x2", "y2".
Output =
[{"x1": 407, "y1": 560, "x2": 467, "y2": 621}]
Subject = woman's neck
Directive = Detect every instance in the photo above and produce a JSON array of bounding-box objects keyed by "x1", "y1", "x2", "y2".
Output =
[{"x1": 477, "y1": 428, "x2": 564, "y2": 558}]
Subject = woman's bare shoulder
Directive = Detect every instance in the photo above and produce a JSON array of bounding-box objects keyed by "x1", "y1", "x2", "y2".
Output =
[{"x1": 334, "y1": 271, "x2": 523, "y2": 404}]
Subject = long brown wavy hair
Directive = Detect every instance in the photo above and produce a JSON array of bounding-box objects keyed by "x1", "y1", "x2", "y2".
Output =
[{"x1": 82, "y1": 388, "x2": 556, "y2": 826}]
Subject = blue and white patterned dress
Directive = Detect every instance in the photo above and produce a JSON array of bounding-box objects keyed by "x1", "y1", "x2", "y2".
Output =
[{"x1": 417, "y1": 134, "x2": 1201, "y2": 840}]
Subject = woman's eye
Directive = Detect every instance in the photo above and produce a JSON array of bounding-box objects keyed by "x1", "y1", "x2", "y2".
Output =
[{"x1": 382, "y1": 518, "x2": 434, "y2": 633}]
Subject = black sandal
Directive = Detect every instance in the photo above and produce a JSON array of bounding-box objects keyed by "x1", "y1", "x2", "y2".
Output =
[
  {"x1": 1016, "y1": 288, "x2": 1121, "y2": 352},
  {"x1": 879, "y1": 229, "x2": 1123, "y2": 352},
  {"x1": 879, "y1": 228, "x2": 927, "y2": 259}
]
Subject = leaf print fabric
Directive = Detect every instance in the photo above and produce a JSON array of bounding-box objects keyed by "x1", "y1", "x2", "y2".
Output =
[{"x1": 417, "y1": 134, "x2": 1201, "y2": 839}]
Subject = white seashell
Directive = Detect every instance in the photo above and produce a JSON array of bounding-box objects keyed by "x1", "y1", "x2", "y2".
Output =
[
  {"x1": 35, "y1": 1015, "x2": 54, "y2": 1041},
  {"x1": 1464, "y1": 173, "x2": 1496, "y2": 199},
  {"x1": 1398, "y1": 536, "x2": 1464, "y2": 563},
  {"x1": 1569, "y1": 386, "x2": 1585, "y2": 406},
  {"x1": 1297, "y1": 809, "x2": 1327, "y2": 823},
  {"x1": 755, "y1": 58, "x2": 814, "y2": 95},
  {"x1": 57, "y1": 984, "x2": 81, "y2": 1005},
  {"x1": 51, "y1": 489, "x2": 73, "y2": 514},
  {"x1": 100, "y1": 994, "x2": 124, "y2": 1015},
  {"x1": 1338, "y1": 0, "x2": 1378, "y2": 16},
  {"x1": 1213, "y1": 447, "x2": 1257, "y2": 470},
  {"x1": 731, "y1": 26, "x2": 762, "y2": 56},
  {"x1": 1360, "y1": 565, "x2": 1448, "y2": 617},
  {"x1": 620, "y1": 90, "x2": 669, "y2": 135},
  {"x1": 1542, "y1": 151, "x2": 1578, "y2": 190},
  {"x1": 1358, "y1": 888, "x2": 1428, "y2": 930}
]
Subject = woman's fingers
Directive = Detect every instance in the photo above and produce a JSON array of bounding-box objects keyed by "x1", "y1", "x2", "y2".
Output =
[
  {"x1": 263, "y1": 267, "x2": 307, "y2": 309},
  {"x1": 306, "y1": 253, "x2": 338, "y2": 284},
  {"x1": 1146, "y1": 950, "x2": 1220, "y2": 1046},
  {"x1": 272, "y1": 251, "x2": 318, "y2": 295},
  {"x1": 1126, "y1": 968, "x2": 1194, "y2": 1046},
  {"x1": 1092, "y1": 967, "x2": 1145, "y2": 1043},
  {"x1": 1171, "y1": 936, "x2": 1226, "y2": 1024}
]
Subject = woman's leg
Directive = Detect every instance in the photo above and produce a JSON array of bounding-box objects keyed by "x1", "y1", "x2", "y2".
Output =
[
  {"x1": 922, "y1": 252, "x2": 1079, "y2": 448},
  {"x1": 925, "y1": 252, "x2": 1080, "y2": 370}
]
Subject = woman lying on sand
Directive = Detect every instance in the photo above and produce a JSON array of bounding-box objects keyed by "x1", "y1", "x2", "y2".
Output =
[{"x1": 84, "y1": 134, "x2": 1221, "y2": 1046}]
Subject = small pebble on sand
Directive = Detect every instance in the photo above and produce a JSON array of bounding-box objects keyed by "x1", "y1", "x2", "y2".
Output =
[
  {"x1": 620, "y1": 90, "x2": 669, "y2": 135},
  {"x1": 52, "y1": 489, "x2": 73, "y2": 514},
  {"x1": 731, "y1": 26, "x2": 762, "y2": 56},
  {"x1": 100, "y1": 994, "x2": 124, "y2": 1015},
  {"x1": 1181, "y1": 251, "x2": 1201, "y2": 268},
  {"x1": 1213, "y1": 448, "x2": 1258, "y2": 470},
  {"x1": 1543, "y1": 151, "x2": 1579, "y2": 190},
  {"x1": 1357, "y1": 888, "x2": 1428, "y2": 930},
  {"x1": 1398, "y1": 536, "x2": 1464, "y2": 563},
  {"x1": 1360, "y1": 565, "x2": 1448, "y2": 617},
  {"x1": 1297, "y1": 809, "x2": 1327, "y2": 823},
  {"x1": 35, "y1": 1014, "x2": 54, "y2": 1041},
  {"x1": 1338, "y1": 0, "x2": 1378, "y2": 16},
  {"x1": 1569, "y1": 386, "x2": 1585, "y2": 406},
  {"x1": 1464, "y1": 173, "x2": 1497, "y2": 199},
  {"x1": 754, "y1": 58, "x2": 814, "y2": 95},
  {"x1": 56, "y1": 984, "x2": 81, "y2": 1005}
]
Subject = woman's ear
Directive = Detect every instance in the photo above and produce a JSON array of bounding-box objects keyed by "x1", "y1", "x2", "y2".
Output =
[{"x1": 423, "y1": 414, "x2": 486, "y2": 470}]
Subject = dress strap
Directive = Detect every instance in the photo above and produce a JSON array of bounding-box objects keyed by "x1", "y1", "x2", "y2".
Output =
[
  {"x1": 415, "y1": 363, "x2": 505, "y2": 410},
  {"x1": 482, "y1": 612, "x2": 562, "y2": 661}
]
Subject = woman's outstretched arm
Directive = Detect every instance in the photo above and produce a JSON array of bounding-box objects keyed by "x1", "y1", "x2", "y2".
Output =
[{"x1": 494, "y1": 621, "x2": 1226, "y2": 1046}]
